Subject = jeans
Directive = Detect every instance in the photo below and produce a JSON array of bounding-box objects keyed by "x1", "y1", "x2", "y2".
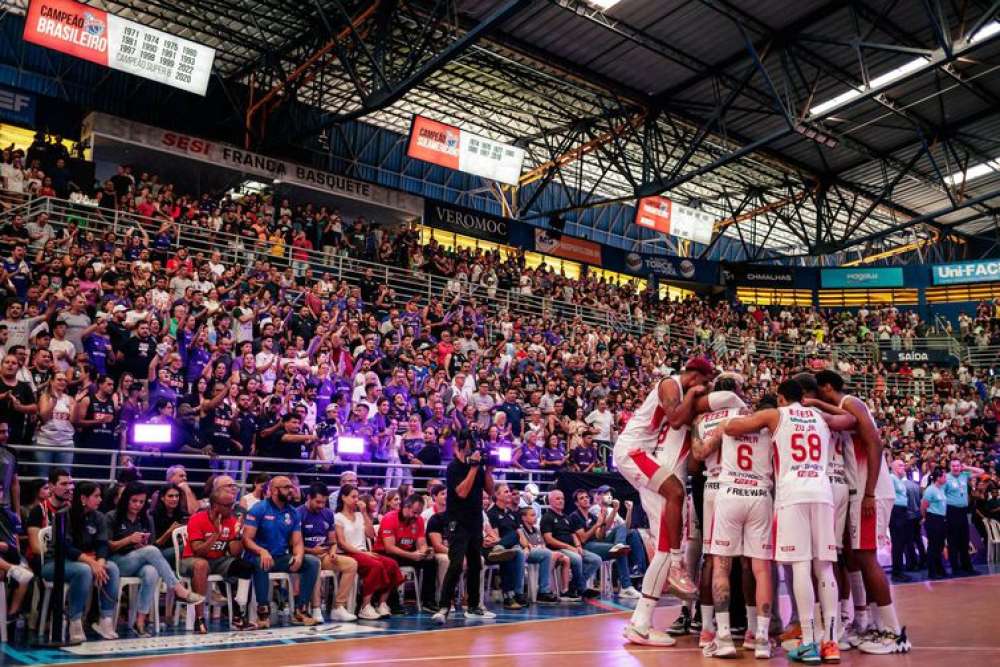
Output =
[
  {"x1": 584, "y1": 525, "x2": 631, "y2": 588},
  {"x1": 33, "y1": 447, "x2": 74, "y2": 478},
  {"x1": 440, "y1": 523, "x2": 483, "y2": 610},
  {"x1": 42, "y1": 559, "x2": 119, "y2": 621},
  {"x1": 246, "y1": 552, "x2": 320, "y2": 609},
  {"x1": 626, "y1": 528, "x2": 647, "y2": 574},
  {"x1": 526, "y1": 547, "x2": 553, "y2": 594},
  {"x1": 559, "y1": 547, "x2": 602, "y2": 592},
  {"x1": 111, "y1": 545, "x2": 180, "y2": 614}
]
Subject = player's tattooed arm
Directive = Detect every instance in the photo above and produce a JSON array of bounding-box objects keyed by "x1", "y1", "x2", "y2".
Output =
[
  {"x1": 661, "y1": 380, "x2": 707, "y2": 429},
  {"x1": 691, "y1": 417, "x2": 723, "y2": 461}
]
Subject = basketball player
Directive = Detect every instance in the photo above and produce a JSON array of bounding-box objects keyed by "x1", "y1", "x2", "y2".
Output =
[
  {"x1": 814, "y1": 370, "x2": 911, "y2": 656},
  {"x1": 615, "y1": 357, "x2": 724, "y2": 646},
  {"x1": 693, "y1": 384, "x2": 777, "y2": 659},
  {"x1": 724, "y1": 380, "x2": 856, "y2": 664}
]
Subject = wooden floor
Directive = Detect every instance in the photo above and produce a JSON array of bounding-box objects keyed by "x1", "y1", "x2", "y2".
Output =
[{"x1": 65, "y1": 574, "x2": 1000, "y2": 667}]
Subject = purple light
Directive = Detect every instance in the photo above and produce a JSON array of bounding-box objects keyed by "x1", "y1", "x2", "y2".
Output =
[
  {"x1": 133, "y1": 423, "x2": 172, "y2": 445},
  {"x1": 338, "y1": 436, "x2": 366, "y2": 455},
  {"x1": 497, "y1": 446, "x2": 513, "y2": 464}
]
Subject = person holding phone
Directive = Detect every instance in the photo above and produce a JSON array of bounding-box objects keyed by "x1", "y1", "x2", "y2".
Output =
[{"x1": 108, "y1": 481, "x2": 204, "y2": 636}]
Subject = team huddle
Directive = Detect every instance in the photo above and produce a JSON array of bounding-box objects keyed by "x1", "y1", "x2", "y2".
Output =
[{"x1": 613, "y1": 358, "x2": 911, "y2": 663}]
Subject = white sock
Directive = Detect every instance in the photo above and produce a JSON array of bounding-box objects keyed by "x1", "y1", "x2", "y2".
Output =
[
  {"x1": 840, "y1": 598, "x2": 853, "y2": 625},
  {"x1": 746, "y1": 606, "x2": 757, "y2": 634},
  {"x1": 791, "y1": 560, "x2": 816, "y2": 644},
  {"x1": 716, "y1": 610, "x2": 731, "y2": 640},
  {"x1": 701, "y1": 604, "x2": 715, "y2": 634},
  {"x1": 877, "y1": 604, "x2": 901, "y2": 635},
  {"x1": 633, "y1": 551, "x2": 671, "y2": 631},
  {"x1": 869, "y1": 602, "x2": 880, "y2": 630},
  {"x1": 236, "y1": 578, "x2": 251, "y2": 607},
  {"x1": 757, "y1": 615, "x2": 771, "y2": 644},
  {"x1": 813, "y1": 560, "x2": 838, "y2": 643},
  {"x1": 669, "y1": 549, "x2": 683, "y2": 567}
]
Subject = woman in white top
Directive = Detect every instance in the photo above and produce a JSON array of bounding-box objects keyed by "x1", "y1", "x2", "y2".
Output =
[
  {"x1": 334, "y1": 483, "x2": 403, "y2": 620},
  {"x1": 34, "y1": 371, "x2": 77, "y2": 476}
]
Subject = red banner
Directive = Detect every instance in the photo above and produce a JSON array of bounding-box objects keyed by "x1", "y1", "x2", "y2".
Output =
[
  {"x1": 407, "y1": 115, "x2": 460, "y2": 170},
  {"x1": 23, "y1": 0, "x2": 110, "y2": 66},
  {"x1": 534, "y1": 229, "x2": 602, "y2": 266},
  {"x1": 635, "y1": 195, "x2": 673, "y2": 234}
]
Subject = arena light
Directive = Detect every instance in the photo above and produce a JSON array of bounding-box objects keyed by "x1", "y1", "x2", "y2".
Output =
[
  {"x1": 586, "y1": 0, "x2": 623, "y2": 9},
  {"x1": 497, "y1": 446, "x2": 514, "y2": 465},
  {"x1": 337, "y1": 436, "x2": 366, "y2": 456},
  {"x1": 944, "y1": 159, "x2": 1000, "y2": 186},
  {"x1": 133, "y1": 423, "x2": 172, "y2": 445},
  {"x1": 969, "y1": 20, "x2": 1000, "y2": 45},
  {"x1": 809, "y1": 57, "x2": 927, "y2": 117}
]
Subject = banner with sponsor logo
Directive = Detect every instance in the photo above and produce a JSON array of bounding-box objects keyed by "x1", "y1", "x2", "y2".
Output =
[
  {"x1": 533, "y1": 229, "x2": 602, "y2": 266},
  {"x1": 620, "y1": 251, "x2": 718, "y2": 284},
  {"x1": 634, "y1": 195, "x2": 714, "y2": 245},
  {"x1": 406, "y1": 115, "x2": 525, "y2": 185},
  {"x1": 423, "y1": 199, "x2": 509, "y2": 242},
  {"x1": 721, "y1": 263, "x2": 818, "y2": 289},
  {"x1": 882, "y1": 349, "x2": 959, "y2": 366},
  {"x1": 82, "y1": 112, "x2": 423, "y2": 215},
  {"x1": 821, "y1": 267, "x2": 904, "y2": 288},
  {"x1": 931, "y1": 260, "x2": 1000, "y2": 285},
  {"x1": 0, "y1": 85, "x2": 36, "y2": 125},
  {"x1": 23, "y1": 0, "x2": 215, "y2": 95}
]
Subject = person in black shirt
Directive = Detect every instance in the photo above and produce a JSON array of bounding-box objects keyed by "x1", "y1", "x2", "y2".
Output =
[
  {"x1": 541, "y1": 489, "x2": 601, "y2": 600},
  {"x1": 487, "y1": 483, "x2": 559, "y2": 608},
  {"x1": 432, "y1": 434, "x2": 496, "y2": 623},
  {"x1": 0, "y1": 353, "x2": 36, "y2": 445},
  {"x1": 118, "y1": 321, "x2": 157, "y2": 382}
]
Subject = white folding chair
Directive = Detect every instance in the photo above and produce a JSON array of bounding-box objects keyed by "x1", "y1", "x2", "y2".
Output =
[
  {"x1": 114, "y1": 573, "x2": 160, "y2": 634},
  {"x1": 398, "y1": 565, "x2": 422, "y2": 609},
  {"x1": 988, "y1": 519, "x2": 1000, "y2": 563},
  {"x1": 171, "y1": 525, "x2": 233, "y2": 630},
  {"x1": 0, "y1": 578, "x2": 7, "y2": 643},
  {"x1": 35, "y1": 527, "x2": 67, "y2": 641},
  {"x1": 525, "y1": 562, "x2": 539, "y2": 603},
  {"x1": 597, "y1": 559, "x2": 615, "y2": 598}
]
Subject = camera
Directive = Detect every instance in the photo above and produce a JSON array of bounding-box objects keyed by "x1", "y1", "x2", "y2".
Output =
[{"x1": 475, "y1": 441, "x2": 501, "y2": 468}]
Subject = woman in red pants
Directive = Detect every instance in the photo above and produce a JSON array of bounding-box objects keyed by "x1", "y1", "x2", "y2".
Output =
[{"x1": 335, "y1": 483, "x2": 404, "y2": 620}]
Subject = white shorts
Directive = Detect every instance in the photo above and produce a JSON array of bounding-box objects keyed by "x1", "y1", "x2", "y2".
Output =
[
  {"x1": 774, "y1": 502, "x2": 837, "y2": 562},
  {"x1": 849, "y1": 496, "x2": 892, "y2": 551},
  {"x1": 709, "y1": 487, "x2": 774, "y2": 560},
  {"x1": 614, "y1": 438, "x2": 690, "y2": 554},
  {"x1": 831, "y1": 482, "x2": 850, "y2": 549},
  {"x1": 702, "y1": 481, "x2": 719, "y2": 551}
]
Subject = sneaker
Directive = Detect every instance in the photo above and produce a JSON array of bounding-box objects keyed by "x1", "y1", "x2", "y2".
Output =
[
  {"x1": 358, "y1": 604, "x2": 381, "y2": 621},
  {"x1": 787, "y1": 641, "x2": 821, "y2": 664},
  {"x1": 582, "y1": 588, "x2": 600, "y2": 599},
  {"x1": 292, "y1": 609, "x2": 320, "y2": 626},
  {"x1": 742, "y1": 629, "x2": 756, "y2": 650},
  {"x1": 699, "y1": 629, "x2": 716, "y2": 648},
  {"x1": 231, "y1": 610, "x2": 258, "y2": 631},
  {"x1": 503, "y1": 596, "x2": 523, "y2": 610},
  {"x1": 421, "y1": 603, "x2": 441, "y2": 615},
  {"x1": 92, "y1": 616, "x2": 118, "y2": 640},
  {"x1": 608, "y1": 543, "x2": 631, "y2": 557},
  {"x1": 560, "y1": 588, "x2": 582, "y2": 602},
  {"x1": 330, "y1": 606, "x2": 356, "y2": 622},
  {"x1": 667, "y1": 562, "x2": 697, "y2": 598},
  {"x1": 690, "y1": 606, "x2": 703, "y2": 630},
  {"x1": 859, "y1": 628, "x2": 911, "y2": 655},
  {"x1": 702, "y1": 634, "x2": 738, "y2": 658},
  {"x1": 820, "y1": 640, "x2": 841, "y2": 663},
  {"x1": 623, "y1": 622, "x2": 676, "y2": 646},
  {"x1": 255, "y1": 605, "x2": 271, "y2": 629},
  {"x1": 842, "y1": 622, "x2": 861, "y2": 648},
  {"x1": 755, "y1": 640, "x2": 772, "y2": 659},
  {"x1": 485, "y1": 546, "x2": 518, "y2": 563},
  {"x1": 780, "y1": 622, "x2": 803, "y2": 650},
  {"x1": 69, "y1": 619, "x2": 86, "y2": 643},
  {"x1": 376, "y1": 602, "x2": 392, "y2": 618},
  {"x1": 668, "y1": 608, "x2": 692, "y2": 636},
  {"x1": 466, "y1": 606, "x2": 496, "y2": 619},
  {"x1": 536, "y1": 592, "x2": 560, "y2": 604},
  {"x1": 619, "y1": 586, "x2": 641, "y2": 599}
]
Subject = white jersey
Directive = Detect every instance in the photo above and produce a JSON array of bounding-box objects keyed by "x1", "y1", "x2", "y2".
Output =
[
  {"x1": 719, "y1": 420, "x2": 773, "y2": 494},
  {"x1": 828, "y1": 429, "x2": 850, "y2": 488},
  {"x1": 696, "y1": 398, "x2": 747, "y2": 482},
  {"x1": 616, "y1": 376, "x2": 686, "y2": 457},
  {"x1": 838, "y1": 395, "x2": 894, "y2": 501},
  {"x1": 773, "y1": 402, "x2": 833, "y2": 507}
]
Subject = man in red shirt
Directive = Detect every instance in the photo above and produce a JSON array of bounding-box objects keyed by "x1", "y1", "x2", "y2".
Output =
[
  {"x1": 376, "y1": 494, "x2": 438, "y2": 613},
  {"x1": 181, "y1": 485, "x2": 256, "y2": 631}
]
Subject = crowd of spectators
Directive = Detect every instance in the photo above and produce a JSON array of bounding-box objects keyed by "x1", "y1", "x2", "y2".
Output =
[{"x1": 0, "y1": 156, "x2": 999, "y2": 639}]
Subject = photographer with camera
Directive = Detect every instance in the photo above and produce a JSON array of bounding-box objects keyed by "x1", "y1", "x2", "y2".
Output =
[{"x1": 432, "y1": 433, "x2": 496, "y2": 624}]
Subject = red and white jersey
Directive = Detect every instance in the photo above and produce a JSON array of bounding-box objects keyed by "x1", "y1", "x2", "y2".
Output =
[
  {"x1": 616, "y1": 376, "x2": 686, "y2": 457},
  {"x1": 838, "y1": 395, "x2": 894, "y2": 501},
  {"x1": 697, "y1": 397, "x2": 747, "y2": 482},
  {"x1": 828, "y1": 429, "x2": 850, "y2": 487},
  {"x1": 719, "y1": 418, "x2": 773, "y2": 494},
  {"x1": 772, "y1": 402, "x2": 833, "y2": 507}
]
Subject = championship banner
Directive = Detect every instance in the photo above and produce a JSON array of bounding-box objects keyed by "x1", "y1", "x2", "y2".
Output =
[
  {"x1": 83, "y1": 112, "x2": 424, "y2": 215},
  {"x1": 23, "y1": 0, "x2": 215, "y2": 95},
  {"x1": 407, "y1": 115, "x2": 525, "y2": 185},
  {"x1": 634, "y1": 195, "x2": 714, "y2": 245},
  {"x1": 534, "y1": 229, "x2": 602, "y2": 265}
]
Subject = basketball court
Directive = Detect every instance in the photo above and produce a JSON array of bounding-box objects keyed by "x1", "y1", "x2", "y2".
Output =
[{"x1": 5, "y1": 571, "x2": 997, "y2": 667}]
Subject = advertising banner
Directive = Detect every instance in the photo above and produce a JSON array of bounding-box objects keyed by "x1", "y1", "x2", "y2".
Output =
[
  {"x1": 821, "y1": 267, "x2": 904, "y2": 288},
  {"x1": 931, "y1": 260, "x2": 1000, "y2": 285},
  {"x1": 723, "y1": 264, "x2": 796, "y2": 287},
  {"x1": 882, "y1": 349, "x2": 959, "y2": 366},
  {"x1": 634, "y1": 195, "x2": 714, "y2": 245},
  {"x1": 23, "y1": 0, "x2": 215, "y2": 95},
  {"x1": 620, "y1": 251, "x2": 718, "y2": 284},
  {"x1": 0, "y1": 86, "x2": 35, "y2": 125},
  {"x1": 406, "y1": 115, "x2": 525, "y2": 185},
  {"x1": 83, "y1": 112, "x2": 423, "y2": 214},
  {"x1": 534, "y1": 229, "x2": 602, "y2": 265},
  {"x1": 423, "y1": 199, "x2": 509, "y2": 243}
]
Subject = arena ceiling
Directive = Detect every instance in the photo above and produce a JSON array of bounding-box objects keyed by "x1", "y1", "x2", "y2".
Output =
[{"x1": 14, "y1": 0, "x2": 1000, "y2": 260}]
